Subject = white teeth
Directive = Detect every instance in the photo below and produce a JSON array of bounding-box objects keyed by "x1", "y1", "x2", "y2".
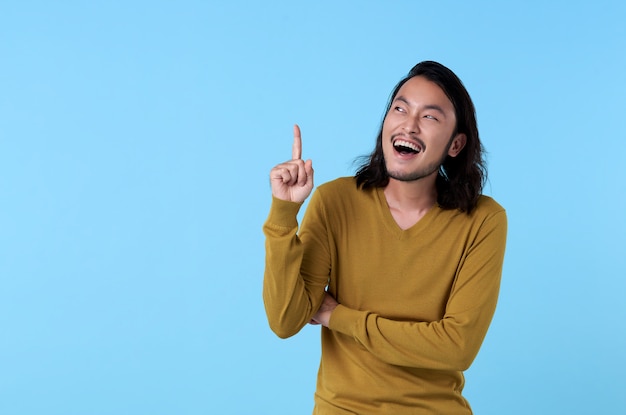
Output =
[{"x1": 393, "y1": 139, "x2": 421, "y2": 153}]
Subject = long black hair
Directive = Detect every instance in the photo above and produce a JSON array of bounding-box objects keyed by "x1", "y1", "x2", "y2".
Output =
[{"x1": 355, "y1": 61, "x2": 486, "y2": 213}]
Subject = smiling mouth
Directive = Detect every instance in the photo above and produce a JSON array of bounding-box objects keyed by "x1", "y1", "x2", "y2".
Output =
[{"x1": 393, "y1": 139, "x2": 422, "y2": 154}]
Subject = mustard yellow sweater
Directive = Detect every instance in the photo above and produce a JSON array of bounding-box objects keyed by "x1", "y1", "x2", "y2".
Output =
[{"x1": 263, "y1": 177, "x2": 507, "y2": 415}]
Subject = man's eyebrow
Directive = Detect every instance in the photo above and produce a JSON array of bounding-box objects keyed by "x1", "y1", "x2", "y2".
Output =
[
  {"x1": 423, "y1": 104, "x2": 447, "y2": 117},
  {"x1": 393, "y1": 96, "x2": 411, "y2": 106}
]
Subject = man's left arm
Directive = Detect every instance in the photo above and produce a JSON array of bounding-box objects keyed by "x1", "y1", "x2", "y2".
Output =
[{"x1": 317, "y1": 210, "x2": 507, "y2": 371}]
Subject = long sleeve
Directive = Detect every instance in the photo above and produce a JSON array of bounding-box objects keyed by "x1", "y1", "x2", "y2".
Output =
[
  {"x1": 327, "y1": 209, "x2": 507, "y2": 371},
  {"x1": 263, "y1": 178, "x2": 508, "y2": 414},
  {"x1": 262, "y1": 194, "x2": 330, "y2": 339}
]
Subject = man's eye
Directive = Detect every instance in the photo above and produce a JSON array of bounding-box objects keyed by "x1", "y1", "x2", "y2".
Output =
[
  {"x1": 424, "y1": 115, "x2": 438, "y2": 121},
  {"x1": 394, "y1": 106, "x2": 405, "y2": 113}
]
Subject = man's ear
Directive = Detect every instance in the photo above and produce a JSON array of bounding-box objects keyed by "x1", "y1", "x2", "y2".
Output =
[{"x1": 447, "y1": 133, "x2": 466, "y2": 157}]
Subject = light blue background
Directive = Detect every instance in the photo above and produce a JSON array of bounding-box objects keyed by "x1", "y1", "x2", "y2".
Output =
[{"x1": 1, "y1": 1, "x2": 625, "y2": 414}]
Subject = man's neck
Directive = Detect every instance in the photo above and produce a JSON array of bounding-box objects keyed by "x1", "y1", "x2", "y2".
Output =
[{"x1": 383, "y1": 177, "x2": 437, "y2": 230}]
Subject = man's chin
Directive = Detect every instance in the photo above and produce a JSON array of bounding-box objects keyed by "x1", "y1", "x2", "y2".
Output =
[{"x1": 387, "y1": 169, "x2": 437, "y2": 182}]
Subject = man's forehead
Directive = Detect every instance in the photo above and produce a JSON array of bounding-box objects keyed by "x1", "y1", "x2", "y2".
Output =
[{"x1": 394, "y1": 77, "x2": 455, "y2": 111}]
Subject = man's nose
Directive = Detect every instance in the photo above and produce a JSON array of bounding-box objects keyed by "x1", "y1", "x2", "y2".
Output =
[{"x1": 402, "y1": 116, "x2": 420, "y2": 134}]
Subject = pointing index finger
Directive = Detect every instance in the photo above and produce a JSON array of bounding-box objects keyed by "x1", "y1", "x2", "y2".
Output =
[{"x1": 292, "y1": 124, "x2": 302, "y2": 160}]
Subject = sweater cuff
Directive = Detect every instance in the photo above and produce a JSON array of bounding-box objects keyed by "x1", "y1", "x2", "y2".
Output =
[
  {"x1": 328, "y1": 304, "x2": 364, "y2": 337},
  {"x1": 265, "y1": 197, "x2": 303, "y2": 229}
]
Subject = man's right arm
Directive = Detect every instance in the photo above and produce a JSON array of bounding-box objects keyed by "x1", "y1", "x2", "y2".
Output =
[
  {"x1": 263, "y1": 125, "x2": 326, "y2": 338},
  {"x1": 262, "y1": 196, "x2": 328, "y2": 338}
]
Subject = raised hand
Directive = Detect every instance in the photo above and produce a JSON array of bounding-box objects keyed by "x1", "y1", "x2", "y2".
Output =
[{"x1": 270, "y1": 124, "x2": 314, "y2": 203}]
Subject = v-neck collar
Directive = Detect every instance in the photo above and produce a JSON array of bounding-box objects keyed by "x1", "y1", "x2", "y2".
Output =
[{"x1": 374, "y1": 186, "x2": 440, "y2": 239}]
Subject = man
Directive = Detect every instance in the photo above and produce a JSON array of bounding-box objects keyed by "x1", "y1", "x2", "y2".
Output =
[{"x1": 263, "y1": 61, "x2": 507, "y2": 414}]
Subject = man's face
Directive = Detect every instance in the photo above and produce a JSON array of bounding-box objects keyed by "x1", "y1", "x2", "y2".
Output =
[{"x1": 381, "y1": 76, "x2": 466, "y2": 182}]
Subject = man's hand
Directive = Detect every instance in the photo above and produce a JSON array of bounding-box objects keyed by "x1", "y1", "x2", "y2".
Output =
[
  {"x1": 310, "y1": 292, "x2": 339, "y2": 327},
  {"x1": 269, "y1": 124, "x2": 314, "y2": 203}
]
